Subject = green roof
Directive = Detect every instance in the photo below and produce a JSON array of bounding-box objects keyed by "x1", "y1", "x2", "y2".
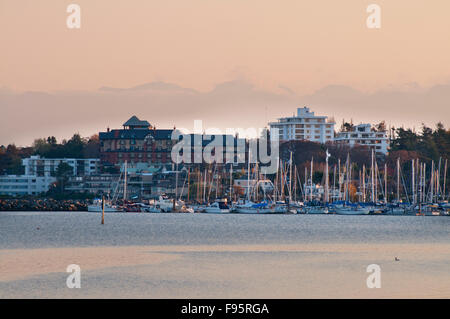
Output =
[{"x1": 123, "y1": 115, "x2": 150, "y2": 127}]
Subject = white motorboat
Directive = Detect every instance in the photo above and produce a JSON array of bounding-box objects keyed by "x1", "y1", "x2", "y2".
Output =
[
  {"x1": 235, "y1": 201, "x2": 287, "y2": 214},
  {"x1": 151, "y1": 195, "x2": 181, "y2": 212},
  {"x1": 204, "y1": 200, "x2": 231, "y2": 214},
  {"x1": 334, "y1": 206, "x2": 370, "y2": 215},
  {"x1": 87, "y1": 199, "x2": 123, "y2": 212}
]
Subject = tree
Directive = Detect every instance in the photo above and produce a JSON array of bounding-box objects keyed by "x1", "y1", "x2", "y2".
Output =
[
  {"x1": 340, "y1": 121, "x2": 354, "y2": 132},
  {"x1": 55, "y1": 162, "x2": 74, "y2": 193},
  {"x1": 83, "y1": 134, "x2": 100, "y2": 158},
  {"x1": 64, "y1": 134, "x2": 86, "y2": 158},
  {"x1": 375, "y1": 121, "x2": 386, "y2": 132}
]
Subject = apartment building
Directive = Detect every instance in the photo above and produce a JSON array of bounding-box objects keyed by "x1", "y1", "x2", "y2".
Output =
[
  {"x1": 23, "y1": 155, "x2": 100, "y2": 177},
  {"x1": 269, "y1": 107, "x2": 335, "y2": 143},
  {"x1": 334, "y1": 123, "x2": 389, "y2": 154},
  {"x1": 0, "y1": 175, "x2": 56, "y2": 196}
]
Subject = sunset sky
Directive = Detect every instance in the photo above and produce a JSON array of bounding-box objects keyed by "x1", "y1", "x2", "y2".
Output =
[{"x1": 1, "y1": 0, "x2": 450, "y2": 146}]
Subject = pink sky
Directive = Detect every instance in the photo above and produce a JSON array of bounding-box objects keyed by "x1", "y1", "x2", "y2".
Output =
[{"x1": 1, "y1": 0, "x2": 450, "y2": 145}]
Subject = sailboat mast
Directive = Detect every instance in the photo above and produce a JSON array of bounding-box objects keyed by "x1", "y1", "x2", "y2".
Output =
[
  {"x1": 203, "y1": 168, "x2": 207, "y2": 203},
  {"x1": 338, "y1": 159, "x2": 341, "y2": 201},
  {"x1": 304, "y1": 166, "x2": 307, "y2": 202},
  {"x1": 430, "y1": 160, "x2": 435, "y2": 202},
  {"x1": 274, "y1": 159, "x2": 279, "y2": 202},
  {"x1": 310, "y1": 157, "x2": 313, "y2": 202},
  {"x1": 375, "y1": 161, "x2": 378, "y2": 203},
  {"x1": 196, "y1": 169, "x2": 200, "y2": 202},
  {"x1": 289, "y1": 152, "x2": 293, "y2": 201},
  {"x1": 384, "y1": 163, "x2": 388, "y2": 204},
  {"x1": 333, "y1": 164, "x2": 336, "y2": 203},
  {"x1": 187, "y1": 167, "x2": 190, "y2": 202},
  {"x1": 437, "y1": 157, "x2": 442, "y2": 200},
  {"x1": 371, "y1": 149, "x2": 375, "y2": 203},
  {"x1": 229, "y1": 164, "x2": 233, "y2": 203},
  {"x1": 397, "y1": 157, "x2": 400, "y2": 202},
  {"x1": 123, "y1": 160, "x2": 127, "y2": 201},
  {"x1": 294, "y1": 165, "x2": 297, "y2": 202},
  {"x1": 247, "y1": 149, "x2": 251, "y2": 202},
  {"x1": 175, "y1": 155, "x2": 179, "y2": 204},
  {"x1": 422, "y1": 161, "x2": 426, "y2": 204},
  {"x1": 325, "y1": 150, "x2": 329, "y2": 204},
  {"x1": 362, "y1": 165, "x2": 366, "y2": 203},
  {"x1": 411, "y1": 159, "x2": 415, "y2": 204},
  {"x1": 444, "y1": 159, "x2": 448, "y2": 201},
  {"x1": 348, "y1": 154, "x2": 351, "y2": 201}
]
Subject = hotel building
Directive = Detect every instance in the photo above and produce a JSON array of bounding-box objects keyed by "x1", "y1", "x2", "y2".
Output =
[
  {"x1": 269, "y1": 107, "x2": 335, "y2": 143},
  {"x1": 99, "y1": 116, "x2": 248, "y2": 170}
]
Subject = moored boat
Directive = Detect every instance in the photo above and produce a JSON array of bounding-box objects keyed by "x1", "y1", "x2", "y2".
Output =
[{"x1": 204, "y1": 200, "x2": 231, "y2": 214}]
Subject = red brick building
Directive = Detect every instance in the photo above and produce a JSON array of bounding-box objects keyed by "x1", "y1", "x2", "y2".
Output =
[{"x1": 99, "y1": 116, "x2": 174, "y2": 169}]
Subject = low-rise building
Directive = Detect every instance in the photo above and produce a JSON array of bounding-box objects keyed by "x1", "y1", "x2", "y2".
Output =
[
  {"x1": 0, "y1": 156, "x2": 100, "y2": 196},
  {"x1": 0, "y1": 175, "x2": 56, "y2": 196},
  {"x1": 23, "y1": 155, "x2": 100, "y2": 177},
  {"x1": 65, "y1": 174, "x2": 120, "y2": 195},
  {"x1": 269, "y1": 106, "x2": 335, "y2": 143},
  {"x1": 334, "y1": 123, "x2": 389, "y2": 154}
]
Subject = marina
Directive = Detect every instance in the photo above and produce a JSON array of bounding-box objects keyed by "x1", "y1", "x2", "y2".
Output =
[{"x1": 80, "y1": 148, "x2": 450, "y2": 217}]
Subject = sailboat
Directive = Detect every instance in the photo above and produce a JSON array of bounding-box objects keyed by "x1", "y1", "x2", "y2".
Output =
[{"x1": 88, "y1": 161, "x2": 128, "y2": 213}]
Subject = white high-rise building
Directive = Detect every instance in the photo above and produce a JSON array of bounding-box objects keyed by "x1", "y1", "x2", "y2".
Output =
[
  {"x1": 269, "y1": 107, "x2": 335, "y2": 143},
  {"x1": 334, "y1": 123, "x2": 389, "y2": 154}
]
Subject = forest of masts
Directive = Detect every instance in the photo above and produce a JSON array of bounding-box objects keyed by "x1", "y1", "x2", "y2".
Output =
[{"x1": 175, "y1": 150, "x2": 448, "y2": 205}]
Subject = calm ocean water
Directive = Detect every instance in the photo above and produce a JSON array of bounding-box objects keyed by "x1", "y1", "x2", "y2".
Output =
[{"x1": 0, "y1": 211, "x2": 448, "y2": 249}]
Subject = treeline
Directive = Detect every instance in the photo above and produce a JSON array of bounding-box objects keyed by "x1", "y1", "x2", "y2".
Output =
[
  {"x1": 390, "y1": 122, "x2": 450, "y2": 161},
  {"x1": 1, "y1": 123, "x2": 449, "y2": 176},
  {"x1": 0, "y1": 134, "x2": 100, "y2": 175}
]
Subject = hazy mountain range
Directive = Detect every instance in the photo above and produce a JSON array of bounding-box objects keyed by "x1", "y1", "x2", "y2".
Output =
[{"x1": 1, "y1": 80, "x2": 449, "y2": 146}]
